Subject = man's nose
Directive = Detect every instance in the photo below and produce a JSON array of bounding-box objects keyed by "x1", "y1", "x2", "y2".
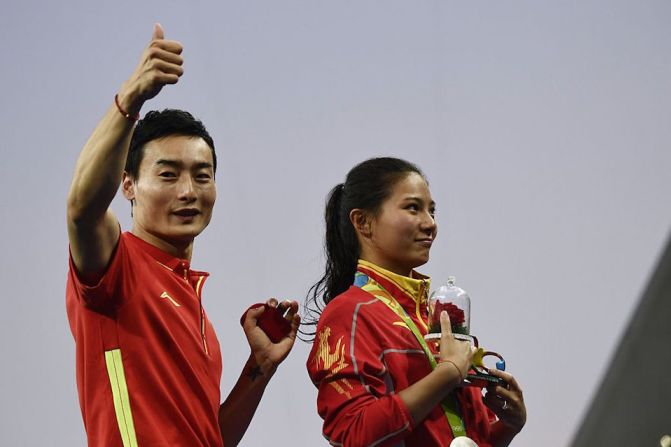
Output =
[{"x1": 177, "y1": 175, "x2": 197, "y2": 200}]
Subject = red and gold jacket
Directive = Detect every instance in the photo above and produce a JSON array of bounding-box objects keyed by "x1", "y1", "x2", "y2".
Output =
[
  {"x1": 67, "y1": 232, "x2": 223, "y2": 447},
  {"x1": 307, "y1": 260, "x2": 496, "y2": 447}
]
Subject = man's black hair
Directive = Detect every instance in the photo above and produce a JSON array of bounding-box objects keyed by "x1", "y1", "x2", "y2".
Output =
[{"x1": 125, "y1": 109, "x2": 217, "y2": 178}]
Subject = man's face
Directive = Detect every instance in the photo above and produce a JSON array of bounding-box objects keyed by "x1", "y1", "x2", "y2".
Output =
[{"x1": 123, "y1": 135, "x2": 216, "y2": 250}]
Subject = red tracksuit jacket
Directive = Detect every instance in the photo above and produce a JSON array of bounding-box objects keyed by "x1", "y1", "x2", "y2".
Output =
[{"x1": 307, "y1": 260, "x2": 495, "y2": 446}]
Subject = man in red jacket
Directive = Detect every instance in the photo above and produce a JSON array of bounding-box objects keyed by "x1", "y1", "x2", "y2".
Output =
[{"x1": 66, "y1": 23, "x2": 299, "y2": 446}]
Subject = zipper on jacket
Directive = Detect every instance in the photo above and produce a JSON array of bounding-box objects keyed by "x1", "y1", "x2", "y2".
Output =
[
  {"x1": 199, "y1": 302, "x2": 210, "y2": 356},
  {"x1": 194, "y1": 275, "x2": 209, "y2": 356}
]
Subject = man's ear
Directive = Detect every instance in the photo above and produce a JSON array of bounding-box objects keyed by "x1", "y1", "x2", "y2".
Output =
[
  {"x1": 349, "y1": 208, "x2": 372, "y2": 238},
  {"x1": 121, "y1": 172, "x2": 135, "y2": 202}
]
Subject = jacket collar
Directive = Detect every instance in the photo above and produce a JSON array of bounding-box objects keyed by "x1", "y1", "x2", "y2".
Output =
[
  {"x1": 126, "y1": 231, "x2": 209, "y2": 280},
  {"x1": 356, "y1": 259, "x2": 430, "y2": 305}
]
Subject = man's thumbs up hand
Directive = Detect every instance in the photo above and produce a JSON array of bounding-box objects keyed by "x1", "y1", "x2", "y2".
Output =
[
  {"x1": 116, "y1": 23, "x2": 184, "y2": 117},
  {"x1": 152, "y1": 22, "x2": 164, "y2": 41}
]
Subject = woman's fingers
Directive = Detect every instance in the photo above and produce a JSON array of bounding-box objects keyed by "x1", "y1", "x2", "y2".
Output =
[
  {"x1": 483, "y1": 370, "x2": 527, "y2": 432},
  {"x1": 439, "y1": 310, "x2": 453, "y2": 338}
]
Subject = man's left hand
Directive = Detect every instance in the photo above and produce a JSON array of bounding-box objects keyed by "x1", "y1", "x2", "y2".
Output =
[{"x1": 241, "y1": 298, "x2": 300, "y2": 375}]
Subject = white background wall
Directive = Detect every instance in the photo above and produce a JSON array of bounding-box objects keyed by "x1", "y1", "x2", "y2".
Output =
[{"x1": 1, "y1": 1, "x2": 670, "y2": 446}]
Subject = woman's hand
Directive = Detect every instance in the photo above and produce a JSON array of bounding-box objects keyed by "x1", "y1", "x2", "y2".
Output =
[
  {"x1": 241, "y1": 298, "x2": 300, "y2": 374},
  {"x1": 399, "y1": 310, "x2": 476, "y2": 423},
  {"x1": 437, "y1": 310, "x2": 475, "y2": 381},
  {"x1": 483, "y1": 369, "x2": 527, "y2": 434}
]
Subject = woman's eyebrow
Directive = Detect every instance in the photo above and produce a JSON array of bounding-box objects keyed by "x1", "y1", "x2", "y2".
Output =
[{"x1": 402, "y1": 195, "x2": 435, "y2": 206}]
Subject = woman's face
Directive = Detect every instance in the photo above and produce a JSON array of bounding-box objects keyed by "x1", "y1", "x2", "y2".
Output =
[{"x1": 360, "y1": 172, "x2": 437, "y2": 276}]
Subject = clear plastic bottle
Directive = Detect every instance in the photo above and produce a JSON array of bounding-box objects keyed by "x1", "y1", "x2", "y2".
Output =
[{"x1": 426, "y1": 276, "x2": 471, "y2": 340}]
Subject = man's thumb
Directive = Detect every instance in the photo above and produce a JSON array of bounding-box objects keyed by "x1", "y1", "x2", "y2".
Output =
[{"x1": 152, "y1": 23, "x2": 164, "y2": 40}]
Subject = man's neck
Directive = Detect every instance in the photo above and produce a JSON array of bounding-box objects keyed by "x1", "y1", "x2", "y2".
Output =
[{"x1": 131, "y1": 227, "x2": 194, "y2": 261}]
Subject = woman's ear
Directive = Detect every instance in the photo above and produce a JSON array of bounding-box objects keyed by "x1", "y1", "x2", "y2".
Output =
[
  {"x1": 350, "y1": 209, "x2": 372, "y2": 238},
  {"x1": 121, "y1": 172, "x2": 135, "y2": 202}
]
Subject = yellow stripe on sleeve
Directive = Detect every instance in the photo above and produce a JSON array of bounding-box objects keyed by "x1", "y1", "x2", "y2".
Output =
[{"x1": 105, "y1": 349, "x2": 139, "y2": 447}]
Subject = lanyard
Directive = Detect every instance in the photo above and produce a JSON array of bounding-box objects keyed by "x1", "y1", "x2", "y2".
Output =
[{"x1": 356, "y1": 273, "x2": 468, "y2": 439}]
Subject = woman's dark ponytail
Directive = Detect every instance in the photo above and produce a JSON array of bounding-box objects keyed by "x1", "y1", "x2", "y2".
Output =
[
  {"x1": 323, "y1": 183, "x2": 360, "y2": 304},
  {"x1": 301, "y1": 184, "x2": 359, "y2": 339}
]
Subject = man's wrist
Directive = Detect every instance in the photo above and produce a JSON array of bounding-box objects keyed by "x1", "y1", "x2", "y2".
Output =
[
  {"x1": 245, "y1": 355, "x2": 276, "y2": 383},
  {"x1": 116, "y1": 86, "x2": 143, "y2": 118}
]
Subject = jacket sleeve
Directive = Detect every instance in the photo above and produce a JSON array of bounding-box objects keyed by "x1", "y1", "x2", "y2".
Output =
[
  {"x1": 307, "y1": 299, "x2": 415, "y2": 447},
  {"x1": 67, "y1": 232, "x2": 128, "y2": 309}
]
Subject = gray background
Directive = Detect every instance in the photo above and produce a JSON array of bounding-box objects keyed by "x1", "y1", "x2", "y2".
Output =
[{"x1": 1, "y1": 1, "x2": 670, "y2": 446}]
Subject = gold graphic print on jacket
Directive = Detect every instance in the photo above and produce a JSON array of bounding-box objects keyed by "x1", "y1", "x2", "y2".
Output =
[{"x1": 314, "y1": 326, "x2": 354, "y2": 398}]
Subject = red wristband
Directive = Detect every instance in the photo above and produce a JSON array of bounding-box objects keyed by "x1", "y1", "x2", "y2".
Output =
[{"x1": 114, "y1": 94, "x2": 140, "y2": 121}]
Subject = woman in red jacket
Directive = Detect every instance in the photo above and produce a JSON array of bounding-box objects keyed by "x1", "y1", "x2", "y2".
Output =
[{"x1": 304, "y1": 157, "x2": 526, "y2": 447}]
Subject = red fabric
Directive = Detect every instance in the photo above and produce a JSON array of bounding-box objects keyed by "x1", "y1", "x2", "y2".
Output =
[
  {"x1": 66, "y1": 232, "x2": 223, "y2": 447},
  {"x1": 307, "y1": 265, "x2": 496, "y2": 447}
]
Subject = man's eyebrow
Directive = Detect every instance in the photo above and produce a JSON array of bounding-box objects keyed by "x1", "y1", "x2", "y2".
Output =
[
  {"x1": 155, "y1": 160, "x2": 213, "y2": 170},
  {"x1": 156, "y1": 159, "x2": 182, "y2": 168},
  {"x1": 193, "y1": 162, "x2": 213, "y2": 170}
]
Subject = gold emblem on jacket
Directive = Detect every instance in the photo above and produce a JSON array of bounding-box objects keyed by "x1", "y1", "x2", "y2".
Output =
[
  {"x1": 314, "y1": 326, "x2": 353, "y2": 398},
  {"x1": 315, "y1": 326, "x2": 348, "y2": 374}
]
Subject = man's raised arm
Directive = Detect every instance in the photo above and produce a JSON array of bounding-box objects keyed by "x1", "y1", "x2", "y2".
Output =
[{"x1": 66, "y1": 24, "x2": 183, "y2": 283}]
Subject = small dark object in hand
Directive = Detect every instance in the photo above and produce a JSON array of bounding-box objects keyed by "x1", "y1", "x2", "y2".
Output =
[
  {"x1": 464, "y1": 371, "x2": 507, "y2": 388},
  {"x1": 240, "y1": 303, "x2": 292, "y2": 343}
]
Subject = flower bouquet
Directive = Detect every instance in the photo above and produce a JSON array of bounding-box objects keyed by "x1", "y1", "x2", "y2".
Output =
[
  {"x1": 425, "y1": 277, "x2": 471, "y2": 341},
  {"x1": 425, "y1": 277, "x2": 507, "y2": 388}
]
